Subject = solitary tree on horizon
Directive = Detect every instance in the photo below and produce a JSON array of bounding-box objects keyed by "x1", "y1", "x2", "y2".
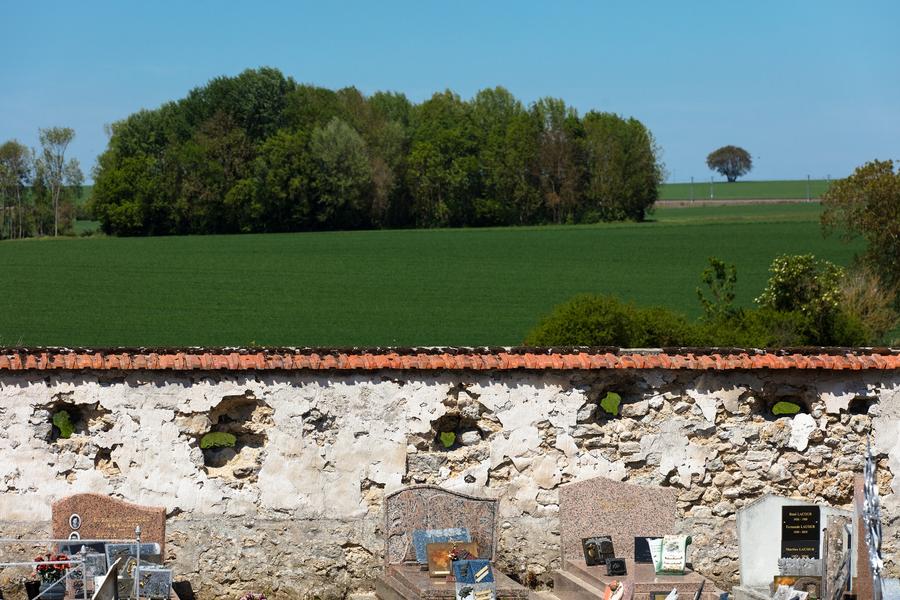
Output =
[{"x1": 706, "y1": 145, "x2": 752, "y2": 182}]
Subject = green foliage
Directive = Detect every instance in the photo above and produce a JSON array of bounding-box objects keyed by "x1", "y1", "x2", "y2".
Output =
[
  {"x1": 88, "y1": 69, "x2": 663, "y2": 236},
  {"x1": 755, "y1": 254, "x2": 844, "y2": 316},
  {"x1": 697, "y1": 258, "x2": 737, "y2": 321},
  {"x1": 599, "y1": 392, "x2": 621, "y2": 416},
  {"x1": 839, "y1": 268, "x2": 899, "y2": 344},
  {"x1": 771, "y1": 401, "x2": 802, "y2": 416},
  {"x1": 52, "y1": 411, "x2": 75, "y2": 439},
  {"x1": 439, "y1": 431, "x2": 456, "y2": 448},
  {"x1": 523, "y1": 294, "x2": 703, "y2": 347},
  {"x1": 822, "y1": 160, "x2": 900, "y2": 297},
  {"x1": 200, "y1": 432, "x2": 237, "y2": 449},
  {"x1": 706, "y1": 145, "x2": 752, "y2": 182}
]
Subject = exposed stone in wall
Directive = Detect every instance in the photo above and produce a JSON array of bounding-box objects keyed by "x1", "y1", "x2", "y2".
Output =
[{"x1": 0, "y1": 369, "x2": 897, "y2": 599}]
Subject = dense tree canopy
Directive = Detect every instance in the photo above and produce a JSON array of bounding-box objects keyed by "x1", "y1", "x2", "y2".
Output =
[
  {"x1": 706, "y1": 145, "x2": 752, "y2": 182},
  {"x1": 821, "y1": 159, "x2": 900, "y2": 295},
  {"x1": 92, "y1": 67, "x2": 664, "y2": 235}
]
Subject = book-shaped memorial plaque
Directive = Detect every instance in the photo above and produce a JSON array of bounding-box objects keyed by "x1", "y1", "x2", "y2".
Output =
[
  {"x1": 454, "y1": 560, "x2": 496, "y2": 600},
  {"x1": 425, "y1": 542, "x2": 479, "y2": 577},
  {"x1": 581, "y1": 536, "x2": 614, "y2": 566}
]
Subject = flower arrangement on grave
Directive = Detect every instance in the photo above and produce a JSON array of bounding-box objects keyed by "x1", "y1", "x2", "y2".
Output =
[
  {"x1": 33, "y1": 553, "x2": 70, "y2": 583},
  {"x1": 448, "y1": 545, "x2": 474, "y2": 563},
  {"x1": 238, "y1": 593, "x2": 267, "y2": 600}
]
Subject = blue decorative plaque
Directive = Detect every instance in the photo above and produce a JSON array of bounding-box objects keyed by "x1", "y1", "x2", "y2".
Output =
[
  {"x1": 411, "y1": 528, "x2": 471, "y2": 564},
  {"x1": 452, "y1": 559, "x2": 494, "y2": 584}
]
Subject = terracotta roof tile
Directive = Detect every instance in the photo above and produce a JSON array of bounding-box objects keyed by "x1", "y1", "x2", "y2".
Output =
[{"x1": 0, "y1": 347, "x2": 897, "y2": 372}]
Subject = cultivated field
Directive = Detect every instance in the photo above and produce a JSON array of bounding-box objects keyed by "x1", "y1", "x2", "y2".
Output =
[
  {"x1": 659, "y1": 179, "x2": 832, "y2": 200},
  {"x1": 0, "y1": 203, "x2": 860, "y2": 347}
]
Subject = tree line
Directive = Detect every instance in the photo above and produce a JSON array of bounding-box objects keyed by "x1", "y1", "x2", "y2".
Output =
[
  {"x1": 0, "y1": 128, "x2": 84, "y2": 239},
  {"x1": 90, "y1": 67, "x2": 663, "y2": 236}
]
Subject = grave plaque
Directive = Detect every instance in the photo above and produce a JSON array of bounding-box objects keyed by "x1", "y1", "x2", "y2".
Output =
[
  {"x1": 781, "y1": 506, "x2": 821, "y2": 558},
  {"x1": 52, "y1": 494, "x2": 167, "y2": 555},
  {"x1": 136, "y1": 566, "x2": 173, "y2": 599}
]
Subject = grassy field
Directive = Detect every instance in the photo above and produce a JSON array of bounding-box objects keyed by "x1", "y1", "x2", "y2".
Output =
[
  {"x1": 659, "y1": 179, "x2": 832, "y2": 200},
  {"x1": 0, "y1": 203, "x2": 862, "y2": 347}
]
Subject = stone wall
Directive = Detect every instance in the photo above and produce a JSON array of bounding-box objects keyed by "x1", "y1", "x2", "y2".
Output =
[{"x1": 0, "y1": 367, "x2": 898, "y2": 598}]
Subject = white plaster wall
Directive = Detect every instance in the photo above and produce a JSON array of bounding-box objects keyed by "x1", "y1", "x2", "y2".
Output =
[{"x1": 0, "y1": 368, "x2": 896, "y2": 599}]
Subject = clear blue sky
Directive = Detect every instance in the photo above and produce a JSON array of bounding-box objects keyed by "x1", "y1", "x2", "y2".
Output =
[{"x1": 2, "y1": 1, "x2": 898, "y2": 182}]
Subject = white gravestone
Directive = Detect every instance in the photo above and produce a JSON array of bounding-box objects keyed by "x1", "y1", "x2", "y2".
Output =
[{"x1": 734, "y1": 494, "x2": 855, "y2": 600}]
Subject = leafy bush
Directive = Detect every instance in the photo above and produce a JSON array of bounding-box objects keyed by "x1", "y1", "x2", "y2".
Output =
[
  {"x1": 200, "y1": 432, "x2": 237, "y2": 449},
  {"x1": 839, "y1": 268, "x2": 899, "y2": 344},
  {"x1": 524, "y1": 294, "x2": 702, "y2": 347},
  {"x1": 755, "y1": 254, "x2": 844, "y2": 317}
]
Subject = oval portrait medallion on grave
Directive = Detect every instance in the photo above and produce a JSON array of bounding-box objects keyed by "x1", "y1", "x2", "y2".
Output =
[
  {"x1": 68, "y1": 531, "x2": 81, "y2": 540},
  {"x1": 69, "y1": 513, "x2": 81, "y2": 530}
]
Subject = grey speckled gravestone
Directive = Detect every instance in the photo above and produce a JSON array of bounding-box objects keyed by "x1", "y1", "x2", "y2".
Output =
[{"x1": 559, "y1": 476, "x2": 677, "y2": 562}]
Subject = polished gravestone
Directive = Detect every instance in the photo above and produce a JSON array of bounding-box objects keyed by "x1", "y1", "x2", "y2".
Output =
[
  {"x1": 554, "y1": 476, "x2": 723, "y2": 600},
  {"x1": 375, "y1": 485, "x2": 529, "y2": 600},
  {"x1": 733, "y1": 494, "x2": 854, "y2": 600},
  {"x1": 51, "y1": 494, "x2": 167, "y2": 555}
]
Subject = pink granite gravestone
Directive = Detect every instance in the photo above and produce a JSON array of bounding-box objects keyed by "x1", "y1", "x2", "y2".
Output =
[
  {"x1": 559, "y1": 476, "x2": 677, "y2": 562},
  {"x1": 376, "y1": 485, "x2": 529, "y2": 600},
  {"x1": 51, "y1": 493, "x2": 166, "y2": 555},
  {"x1": 556, "y1": 477, "x2": 723, "y2": 600}
]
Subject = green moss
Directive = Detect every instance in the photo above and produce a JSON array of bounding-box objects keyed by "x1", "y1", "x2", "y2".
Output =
[
  {"x1": 52, "y1": 411, "x2": 75, "y2": 439},
  {"x1": 772, "y1": 401, "x2": 802, "y2": 416},
  {"x1": 439, "y1": 431, "x2": 456, "y2": 449},
  {"x1": 599, "y1": 392, "x2": 621, "y2": 416},
  {"x1": 200, "y1": 432, "x2": 237, "y2": 449}
]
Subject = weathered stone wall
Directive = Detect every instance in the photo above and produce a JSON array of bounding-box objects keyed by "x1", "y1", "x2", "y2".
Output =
[{"x1": 0, "y1": 368, "x2": 897, "y2": 599}]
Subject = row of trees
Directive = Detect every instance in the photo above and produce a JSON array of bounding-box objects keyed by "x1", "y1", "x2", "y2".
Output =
[
  {"x1": 0, "y1": 128, "x2": 83, "y2": 239},
  {"x1": 92, "y1": 67, "x2": 664, "y2": 235}
]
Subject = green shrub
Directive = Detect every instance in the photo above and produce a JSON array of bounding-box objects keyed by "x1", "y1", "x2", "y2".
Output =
[
  {"x1": 524, "y1": 294, "x2": 702, "y2": 347},
  {"x1": 52, "y1": 411, "x2": 75, "y2": 439},
  {"x1": 200, "y1": 432, "x2": 237, "y2": 449}
]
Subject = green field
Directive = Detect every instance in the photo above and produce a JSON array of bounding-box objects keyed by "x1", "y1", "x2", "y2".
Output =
[
  {"x1": 659, "y1": 179, "x2": 832, "y2": 200},
  {"x1": 0, "y1": 203, "x2": 862, "y2": 347}
]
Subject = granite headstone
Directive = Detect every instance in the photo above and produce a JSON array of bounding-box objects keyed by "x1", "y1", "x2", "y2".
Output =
[
  {"x1": 559, "y1": 476, "x2": 677, "y2": 562},
  {"x1": 52, "y1": 494, "x2": 166, "y2": 555}
]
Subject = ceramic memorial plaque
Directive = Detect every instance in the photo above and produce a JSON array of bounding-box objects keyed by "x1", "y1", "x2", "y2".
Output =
[
  {"x1": 136, "y1": 566, "x2": 172, "y2": 599},
  {"x1": 425, "y1": 542, "x2": 478, "y2": 576},
  {"x1": 411, "y1": 527, "x2": 471, "y2": 564},
  {"x1": 658, "y1": 535, "x2": 691, "y2": 575},
  {"x1": 582, "y1": 536, "x2": 615, "y2": 566}
]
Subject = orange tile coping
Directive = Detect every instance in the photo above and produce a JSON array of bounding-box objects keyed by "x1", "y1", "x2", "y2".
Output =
[{"x1": 0, "y1": 347, "x2": 897, "y2": 372}]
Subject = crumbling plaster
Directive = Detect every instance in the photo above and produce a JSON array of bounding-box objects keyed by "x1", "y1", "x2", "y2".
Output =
[{"x1": 0, "y1": 368, "x2": 897, "y2": 598}]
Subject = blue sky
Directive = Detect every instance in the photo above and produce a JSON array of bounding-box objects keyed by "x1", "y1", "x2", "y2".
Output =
[{"x1": 2, "y1": 1, "x2": 898, "y2": 182}]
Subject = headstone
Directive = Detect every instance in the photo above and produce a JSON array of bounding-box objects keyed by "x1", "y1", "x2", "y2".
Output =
[
  {"x1": 377, "y1": 485, "x2": 530, "y2": 600},
  {"x1": 734, "y1": 494, "x2": 853, "y2": 599},
  {"x1": 52, "y1": 494, "x2": 167, "y2": 555},
  {"x1": 382, "y1": 485, "x2": 498, "y2": 565},
  {"x1": 555, "y1": 477, "x2": 722, "y2": 600},
  {"x1": 559, "y1": 476, "x2": 677, "y2": 562}
]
